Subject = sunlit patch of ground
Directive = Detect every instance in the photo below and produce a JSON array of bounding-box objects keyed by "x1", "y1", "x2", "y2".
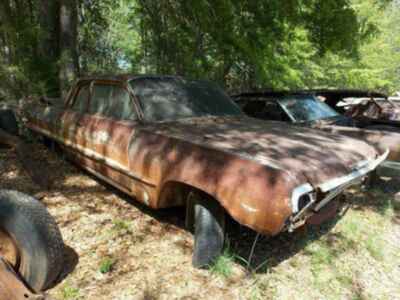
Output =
[{"x1": 1, "y1": 143, "x2": 399, "y2": 300}]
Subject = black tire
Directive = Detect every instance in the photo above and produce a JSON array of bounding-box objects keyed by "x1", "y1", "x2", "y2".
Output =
[
  {"x1": 189, "y1": 192, "x2": 225, "y2": 268},
  {"x1": 0, "y1": 190, "x2": 64, "y2": 292},
  {"x1": 0, "y1": 109, "x2": 18, "y2": 136}
]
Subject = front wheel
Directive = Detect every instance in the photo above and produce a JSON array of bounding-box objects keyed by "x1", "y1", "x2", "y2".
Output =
[
  {"x1": 187, "y1": 192, "x2": 226, "y2": 268},
  {"x1": 0, "y1": 190, "x2": 64, "y2": 292}
]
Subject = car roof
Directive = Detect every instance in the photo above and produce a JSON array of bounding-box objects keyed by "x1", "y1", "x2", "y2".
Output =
[
  {"x1": 77, "y1": 74, "x2": 184, "y2": 83},
  {"x1": 232, "y1": 89, "x2": 388, "y2": 99}
]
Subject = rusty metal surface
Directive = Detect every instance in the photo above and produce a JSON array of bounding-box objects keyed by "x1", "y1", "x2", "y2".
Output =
[
  {"x1": 345, "y1": 99, "x2": 400, "y2": 122},
  {"x1": 231, "y1": 89, "x2": 388, "y2": 101},
  {"x1": 23, "y1": 77, "x2": 381, "y2": 236},
  {"x1": 0, "y1": 257, "x2": 45, "y2": 300}
]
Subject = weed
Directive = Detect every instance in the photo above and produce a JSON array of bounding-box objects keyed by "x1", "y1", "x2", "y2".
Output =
[
  {"x1": 99, "y1": 257, "x2": 115, "y2": 274},
  {"x1": 112, "y1": 219, "x2": 131, "y2": 232},
  {"x1": 211, "y1": 249, "x2": 234, "y2": 278},
  {"x1": 61, "y1": 284, "x2": 80, "y2": 300}
]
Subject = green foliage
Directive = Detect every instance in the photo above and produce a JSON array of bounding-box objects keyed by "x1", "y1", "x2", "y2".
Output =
[
  {"x1": 0, "y1": 0, "x2": 398, "y2": 101},
  {"x1": 210, "y1": 249, "x2": 234, "y2": 278},
  {"x1": 61, "y1": 284, "x2": 80, "y2": 300},
  {"x1": 99, "y1": 257, "x2": 115, "y2": 274}
]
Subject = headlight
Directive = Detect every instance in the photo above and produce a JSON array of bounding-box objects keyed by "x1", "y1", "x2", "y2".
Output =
[{"x1": 291, "y1": 183, "x2": 313, "y2": 213}]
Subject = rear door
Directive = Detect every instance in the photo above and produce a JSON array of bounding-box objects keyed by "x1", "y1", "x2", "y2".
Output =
[{"x1": 60, "y1": 81, "x2": 92, "y2": 151}]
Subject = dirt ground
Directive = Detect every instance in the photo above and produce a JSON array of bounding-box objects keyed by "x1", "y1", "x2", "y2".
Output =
[{"x1": 1, "y1": 142, "x2": 400, "y2": 300}]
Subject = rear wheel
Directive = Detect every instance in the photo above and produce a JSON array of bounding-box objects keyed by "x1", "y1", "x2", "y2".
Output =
[
  {"x1": 0, "y1": 190, "x2": 64, "y2": 292},
  {"x1": 187, "y1": 192, "x2": 226, "y2": 268}
]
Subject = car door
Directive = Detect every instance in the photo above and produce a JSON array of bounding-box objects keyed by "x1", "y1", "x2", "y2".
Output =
[{"x1": 82, "y1": 81, "x2": 140, "y2": 192}]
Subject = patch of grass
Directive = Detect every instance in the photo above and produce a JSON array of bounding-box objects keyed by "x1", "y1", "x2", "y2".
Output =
[
  {"x1": 210, "y1": 249, "x2": 234, "y2": 278},
  {"x1": 112, "y1": 219, "x2": 131, "y2": 232},
  {"x1": 99, "y1": 257, "x2": 115, "y2": 274},
  {"x1": 305, "y1": 241, "x2": 334, "y2": 275},
  {"x1": 249, "y1": 279, "x2": 277, "y2": 300},
  {"x1": 367, "y1": 189, "x2": 394, "y2": 216},
  {"x1": 336, "y1": 274, "x2": 353, "y2": 288},
  {"x1": 61, "y1": 284, "x2": 80, "y2": 300},
  {"x1": 365, "y1": 236, "x2": 384, "y2": 261}
]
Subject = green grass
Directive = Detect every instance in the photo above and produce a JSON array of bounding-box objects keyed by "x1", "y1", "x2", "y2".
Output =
[
  {"x1": 112, "y1": 219, "x2": 131, "y2": 232},
  {"x1": 210, "y1": 249, "x2": 235, "y2": 278},
  {"x1": 61, "y1": 284, "x2": 80, "y2": 300},
  {"x1": 365, "y1": 236, "x2": 384, "y2": 261},
  {"x1": 99, "y1": 257, "x2": 115, "y2": 274}
]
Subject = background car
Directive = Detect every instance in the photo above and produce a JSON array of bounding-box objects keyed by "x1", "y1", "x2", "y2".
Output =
[{"x1": 232, "y1": 90, "x2": 400, "y2": 173}]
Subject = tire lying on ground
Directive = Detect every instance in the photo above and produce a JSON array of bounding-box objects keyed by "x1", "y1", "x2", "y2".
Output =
[
  {"x1": 0, "y1": 190, "x2": 64, "y2": 292},
  {"x1": 0, "y1": 108, "x2": 18, "y2": 136}
]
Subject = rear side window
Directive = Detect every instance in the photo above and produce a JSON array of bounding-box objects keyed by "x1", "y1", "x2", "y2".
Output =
[
  {"x1": 72, "y1": 84, "x2": 90, "y2": 113},
  {"x1": 89, "y1": 83, "x2": 137, "y2": 121}
]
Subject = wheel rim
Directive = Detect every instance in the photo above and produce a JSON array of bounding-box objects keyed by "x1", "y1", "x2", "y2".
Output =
[{"x1": 0, "y1": 227, "x2": 20, "y2": 268}]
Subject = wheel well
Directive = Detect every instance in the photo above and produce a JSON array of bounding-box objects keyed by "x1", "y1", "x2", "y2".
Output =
[
  {"x1": 158, "y1": 181, "x2": 211, "y2": 208},
  {"x1": 158, "y1": 181, "x2": 223, "y2": 231}
]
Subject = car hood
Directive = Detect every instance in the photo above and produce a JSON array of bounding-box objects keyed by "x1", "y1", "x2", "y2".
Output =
[
  {"x1": 311, "y1": 122, "x2": 400, "y2": 161},
  {"x1": 146, "y1": 116, "x2": 379, "y2": 187}
]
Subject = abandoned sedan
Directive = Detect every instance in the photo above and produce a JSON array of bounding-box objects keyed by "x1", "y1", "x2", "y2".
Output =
[
  {"x1": 233, "y1": 91, "x2": 400, "y2": 172},
  {"x1": 24, "y1": 75, "x2": 387, "y2": 267},
  {"x1": 315, "y1": 89, "x2": 400, "y2": 125}
]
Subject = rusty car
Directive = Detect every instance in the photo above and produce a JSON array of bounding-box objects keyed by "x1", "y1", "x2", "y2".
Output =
[
  {"x1": 232, "y1": 90, "x2": 400, "y2": 172},
  {"x1": 313, "y1": 89, "x2": 400, "y2": 125},
  {"x1": 23, "y1": 75, "x2": 387, "y2": 267}
]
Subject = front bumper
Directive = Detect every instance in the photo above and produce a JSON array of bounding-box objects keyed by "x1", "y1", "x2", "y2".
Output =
[
  {"x1": 379, "y1": 160, "x2": 400, "y2": 175},
  {"x1": 287, "y1": 149, "x2": 389, "y2": 232}
]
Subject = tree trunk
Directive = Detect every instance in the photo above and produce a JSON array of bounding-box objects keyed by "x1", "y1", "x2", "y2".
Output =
[
  {"x1": 59, "y1": 0, "x2": 79, "y2": 97},
  {"x1": 38, "y1": 0, "x2": 59, "y2": 59},
  {"x1": 37, "y1": 0, "x2": 60, "y2": 97}
]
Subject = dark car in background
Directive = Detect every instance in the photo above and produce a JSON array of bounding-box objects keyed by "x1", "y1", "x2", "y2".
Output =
[{"x1": 232, "y1": 90, "x2": 400, "y2": 172}]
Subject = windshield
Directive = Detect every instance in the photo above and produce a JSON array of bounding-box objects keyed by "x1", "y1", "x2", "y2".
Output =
[
  {"x1": 129, "y1": 77, "x2": 243, "y2": 122},
  {"x1": 279, "y1": 96, "x2": 339, "y2": 122}
]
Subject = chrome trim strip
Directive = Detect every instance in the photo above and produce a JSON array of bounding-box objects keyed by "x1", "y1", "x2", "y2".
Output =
[{"x1": 318, "y1": 149, "x2": 389, "y2": 193}]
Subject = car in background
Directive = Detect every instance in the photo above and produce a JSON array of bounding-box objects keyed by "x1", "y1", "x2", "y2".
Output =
[
  {"x1": 23, "y1": 75, "x2": 387, "y2": 267},
  {"x1": 232, "y1": 90, "x2": 400, "y2": 172},
  {"x1": 312, "y1": 89, "x2": 400, "y2": 127}
]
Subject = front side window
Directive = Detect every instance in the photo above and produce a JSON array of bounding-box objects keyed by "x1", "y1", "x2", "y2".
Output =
[
  {"x1": 279, "y1": 96, "x2": 339, "y2": 122},
  {"x1": 109, "y1": 87, "x2": 137, "y2": 121},
  {"x1": 241, "y1": 99, "x2": 289, "y2": 121},
  {"x1": 130, "y1": 77, "x2": 243, "y2": 122},
  {"x1": 72, "y1": 84, "x2": 90, "y2": 113}
]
